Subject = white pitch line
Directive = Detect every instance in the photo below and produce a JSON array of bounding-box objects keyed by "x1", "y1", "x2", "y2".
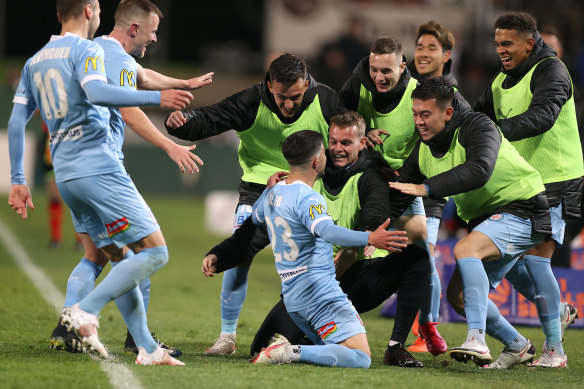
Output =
[{"x1": 0, "y1": 216, "x2": 143, "y2": 389}]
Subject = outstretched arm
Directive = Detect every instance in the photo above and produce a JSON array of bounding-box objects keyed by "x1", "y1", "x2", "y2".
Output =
[
  {"x1": 84, "y1": 79, "x2": 193, "y2": 110},
  {"x1": 120, "y1": 106, "x2": 203, "y2": 173},
  {"x1": 137, "y1": 65, "x2": 213, "y2": 91}
]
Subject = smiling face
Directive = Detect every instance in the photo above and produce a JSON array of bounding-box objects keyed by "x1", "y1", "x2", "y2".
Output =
[
  {"x1": 494, "y1": 28, "x2": 534, "y2": 70},
  {"x1": 369, "y1": 52, "x2": 405, "y2": 93},
  {"x1": 412, "y1": 98, "x2": 453, "y2": 141},
  {"x1": 130, "y1": 12, "x2": 159, "y2": 58},
  {"x1": 328, "y1": 123, "x2": 366, "y2": 168},
  {"x1": 268, "y1": 78, "x2": 309, "y2": 118},
  {"x1": 415, "y1": 34, "x2": 450, "y2": 77}
]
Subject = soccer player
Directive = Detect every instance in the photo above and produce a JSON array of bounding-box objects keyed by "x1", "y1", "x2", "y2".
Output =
[
  {"x1": 8, "y1": 0, "x2": 192, "y2": 365},
  {"x1": 339, "y1": 37, "x2": 447, "y2": 355},
  {"x1": 474, "y1": 11, "x2": 582, "y2": 368},
  {"x1": 165, "y1": 53, "x2": 341, "y2": 354},
  {"x1": 406, "y1": 20, "x2": 473, "y2": 355},
  {"x1": 49, "y1": 0, "x2": 213, "y2": 358},
  {"x1": 203, "y1": 111, "x2": 429, "y2": 367},
  {"x1": 389, "y1": 77, "x2": 553, "y2": 368},
  {"x1": 204, "y1": 129, "x2": 409, "y2": 368}
]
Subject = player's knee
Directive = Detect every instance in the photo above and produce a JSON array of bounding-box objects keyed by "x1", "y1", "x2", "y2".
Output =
[
  {"x1": 144, "y1": 246, "x2": 169, "y2": 271},
  {"x1": 452, "y1": 240, "x2": 474, "y2": 260},
  {"x1": 352, "y1": 349, "x2": 371, "y2": 368},
  {"x1": 405, "y1": 221, "x2": 427, "y2": 244}
]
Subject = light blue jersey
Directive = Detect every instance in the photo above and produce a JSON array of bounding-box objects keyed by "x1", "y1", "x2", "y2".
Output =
[
  {"x1": 13, "y1": 33, "x2": 122, "y2": 182},
  {"x1": 252, "y1": 181, "x2": 366, "y2": 312},
  {"x1": 94, "y1": 36, "x2": 137, "y2": 160}
]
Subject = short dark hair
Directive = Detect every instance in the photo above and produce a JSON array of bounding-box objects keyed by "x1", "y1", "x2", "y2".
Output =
[
  {"x1": 416, "y1": 20, "x2": 455, "y2": 52},
  {"x1": 495, "y1": 12, "x2": 537, "y2": 37},
  {"x1": 269, "y1": 54, "x2": 307, "y2": 85},
  {"x1": 282, "y1": 130, "x2": 323, "y2": 166},
  {"x1": 115, "y1": 0, "x2": 163, "y2": 26},
  {"x1": 57, "y1": 0, "x2": 96, "y2": 22},
  {"x1": 370, "y1": 37, "x2": 402, "y2": 57},
  {"x1": 330, "y1": 111, "x2": 366, "y2": 137},
  {"x1": 411, "y1": 77, "x2": 454, "y2": 110}
]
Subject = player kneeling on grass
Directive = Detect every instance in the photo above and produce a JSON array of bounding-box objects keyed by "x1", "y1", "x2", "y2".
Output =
[{"x1": 203, "y1": 130, "x2": 408, "y2": 367}]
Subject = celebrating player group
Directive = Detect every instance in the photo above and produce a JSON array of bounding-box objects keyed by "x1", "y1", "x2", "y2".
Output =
[{"x1": 7, "y1": 0, "x2": 581, "y2": 369}]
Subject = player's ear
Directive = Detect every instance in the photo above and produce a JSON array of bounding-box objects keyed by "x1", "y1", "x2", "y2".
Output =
[
  {"x1": 129, "y1": 23, "x2": 140, "y2": 38},
  {"x1": 312, "y1": 155, "x2": 319, "y2": 170}
]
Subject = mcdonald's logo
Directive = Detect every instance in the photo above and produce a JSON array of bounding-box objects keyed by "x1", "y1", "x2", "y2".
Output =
[
  {"x1": 309, "y1": 204, "x2": 328, "y2": 220},
  {"x1": 120, "y1": 69, "x2": 135, "y2": 87},
  {"x1": 84, "y1": 56, "x2": 105, "y2": 73}
]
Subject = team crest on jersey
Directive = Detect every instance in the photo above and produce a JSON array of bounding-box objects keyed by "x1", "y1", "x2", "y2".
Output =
[
  {"x1": 106, "y1": 217, "x2": 130, "y2": 237},
  {"x1": 317, "y1": 320, "x2": 338, "y2": 340},
  {"x1": 489, "y1": 214, "x2": 503, "y2": 221}
]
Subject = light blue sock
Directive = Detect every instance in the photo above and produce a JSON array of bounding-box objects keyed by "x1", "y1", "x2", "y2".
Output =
[
  {"x1": 220, "y1": 267, "x2": 250, "y2": 334},
  {"x1": 506, "y1": 260, "x2": 567, "y2": 319},
  {"x1": 299, "y1": 345, "x2": 371, "y2": 368},
  {"x1": 139, "y1": 277, "x2": 151, "y2": 313},
  {"x1": 124, "y1": 249, "x2": 151, "y2": 313},
  {"x1": 485, "y1": 299, "x2": 527, "y2": 351},
  {"x1": 505, "y1": 260, "x2": 536, "y2": 302},
  {"x1": 523, "y1": 255, "x2": 563, "y2": 353},
  {"x1": 457, "y1": 257, "x2": 489, "y2": 330},
  {"x1": 64, "y1": 257, "x2": 103, "y2": 308},
  {"x1": 110, "y1": 260, "x2": 157, "y2": 353},
  {"x1": 419, "y1": 255, "x2": 441, "y2": 324},
  {"x1": 78, "y1": 246, "x2": 168, "y2": 315}
]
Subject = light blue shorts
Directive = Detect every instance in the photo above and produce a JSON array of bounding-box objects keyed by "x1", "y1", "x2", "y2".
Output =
[
  {"x1": 426, "y1": 216, "x2": 441, "y2": 246},
  {"x1": 550, "y1": 203, "x2": 566, "y2": 246},
  {"x1": 474, "y1": 213, "x2": 545, "y2": 288},
  {"x1": 233, "y1": 204, "x2": 253, "y2": 232},
  {"x1": 400, "y1": 196, "x2": 426, "y2": 217},
  {"x1": 288, "y1": 295, "x2": 366, "y2": 345},
  {"x1": 59, "y1": 171, "x2": 159, "y2": 249}
]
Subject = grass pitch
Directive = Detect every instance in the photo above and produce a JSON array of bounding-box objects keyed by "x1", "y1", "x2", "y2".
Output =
[{"x1": 0, "y1": 192, "x2": 582, "y2": 389}]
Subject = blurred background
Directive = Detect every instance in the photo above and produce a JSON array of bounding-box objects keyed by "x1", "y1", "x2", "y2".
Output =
[{"x1": 1, "y1": 0, "x2": 584, "y2": 267}]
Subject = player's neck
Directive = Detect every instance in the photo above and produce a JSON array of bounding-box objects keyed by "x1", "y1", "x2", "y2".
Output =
[
  {"x1": 285, "y1": 170, "x2": 319, "y2": 188},
  {"x1": 108, "y1": 29, "x2": 129, "y2": 52},
  {"x1": 60, "y1": 22, "x2": 89, "y2": 39}
]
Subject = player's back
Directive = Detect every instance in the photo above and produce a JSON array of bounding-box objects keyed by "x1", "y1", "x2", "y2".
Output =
[
  {"x1": 16, "y1": 33, "x2": 122, "y2": 182},
  {"x1": 259, "y1": 181, "x2": 347, "y2": 311},
  {"x1": 94, "y1": 36, "x2": 138, "y2": 160}
]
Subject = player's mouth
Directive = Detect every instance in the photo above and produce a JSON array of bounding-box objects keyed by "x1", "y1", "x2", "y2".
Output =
[
  {"x1": 281, "y1": 107, "x2": 296, "y2": 116},
  {"x1": 500, "y1": 55, "x2": 512, "y2": 68},
  {"x1": 331, "y1": 153, "x2": 348, "y2": 166},
  {"x1": 376, "y1": 82, "x2": 388, "y2": 91}
]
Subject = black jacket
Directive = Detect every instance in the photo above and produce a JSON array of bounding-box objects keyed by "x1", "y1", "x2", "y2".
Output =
[
  {"x1": 398, "y1": 99, "x2": 551, "y2": 233},
  {"x1": 339, "y1": 56, "x2": 414, "y2": 115},
  {"x1": 474, "y1": 32, "x2": 572, "y2": 142},
  {"x1": 164, "y1": 73, "x2": 340, "y2": 141},
  {"x1": 474, "y1": 31, "x2": 581, "y2": 216},
  {"x1": 209, "y1": 149, "x2": 414, "y2": 272},
  {"x1": 408, "y1": 59, "x2": 468, "y2": 218}
]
